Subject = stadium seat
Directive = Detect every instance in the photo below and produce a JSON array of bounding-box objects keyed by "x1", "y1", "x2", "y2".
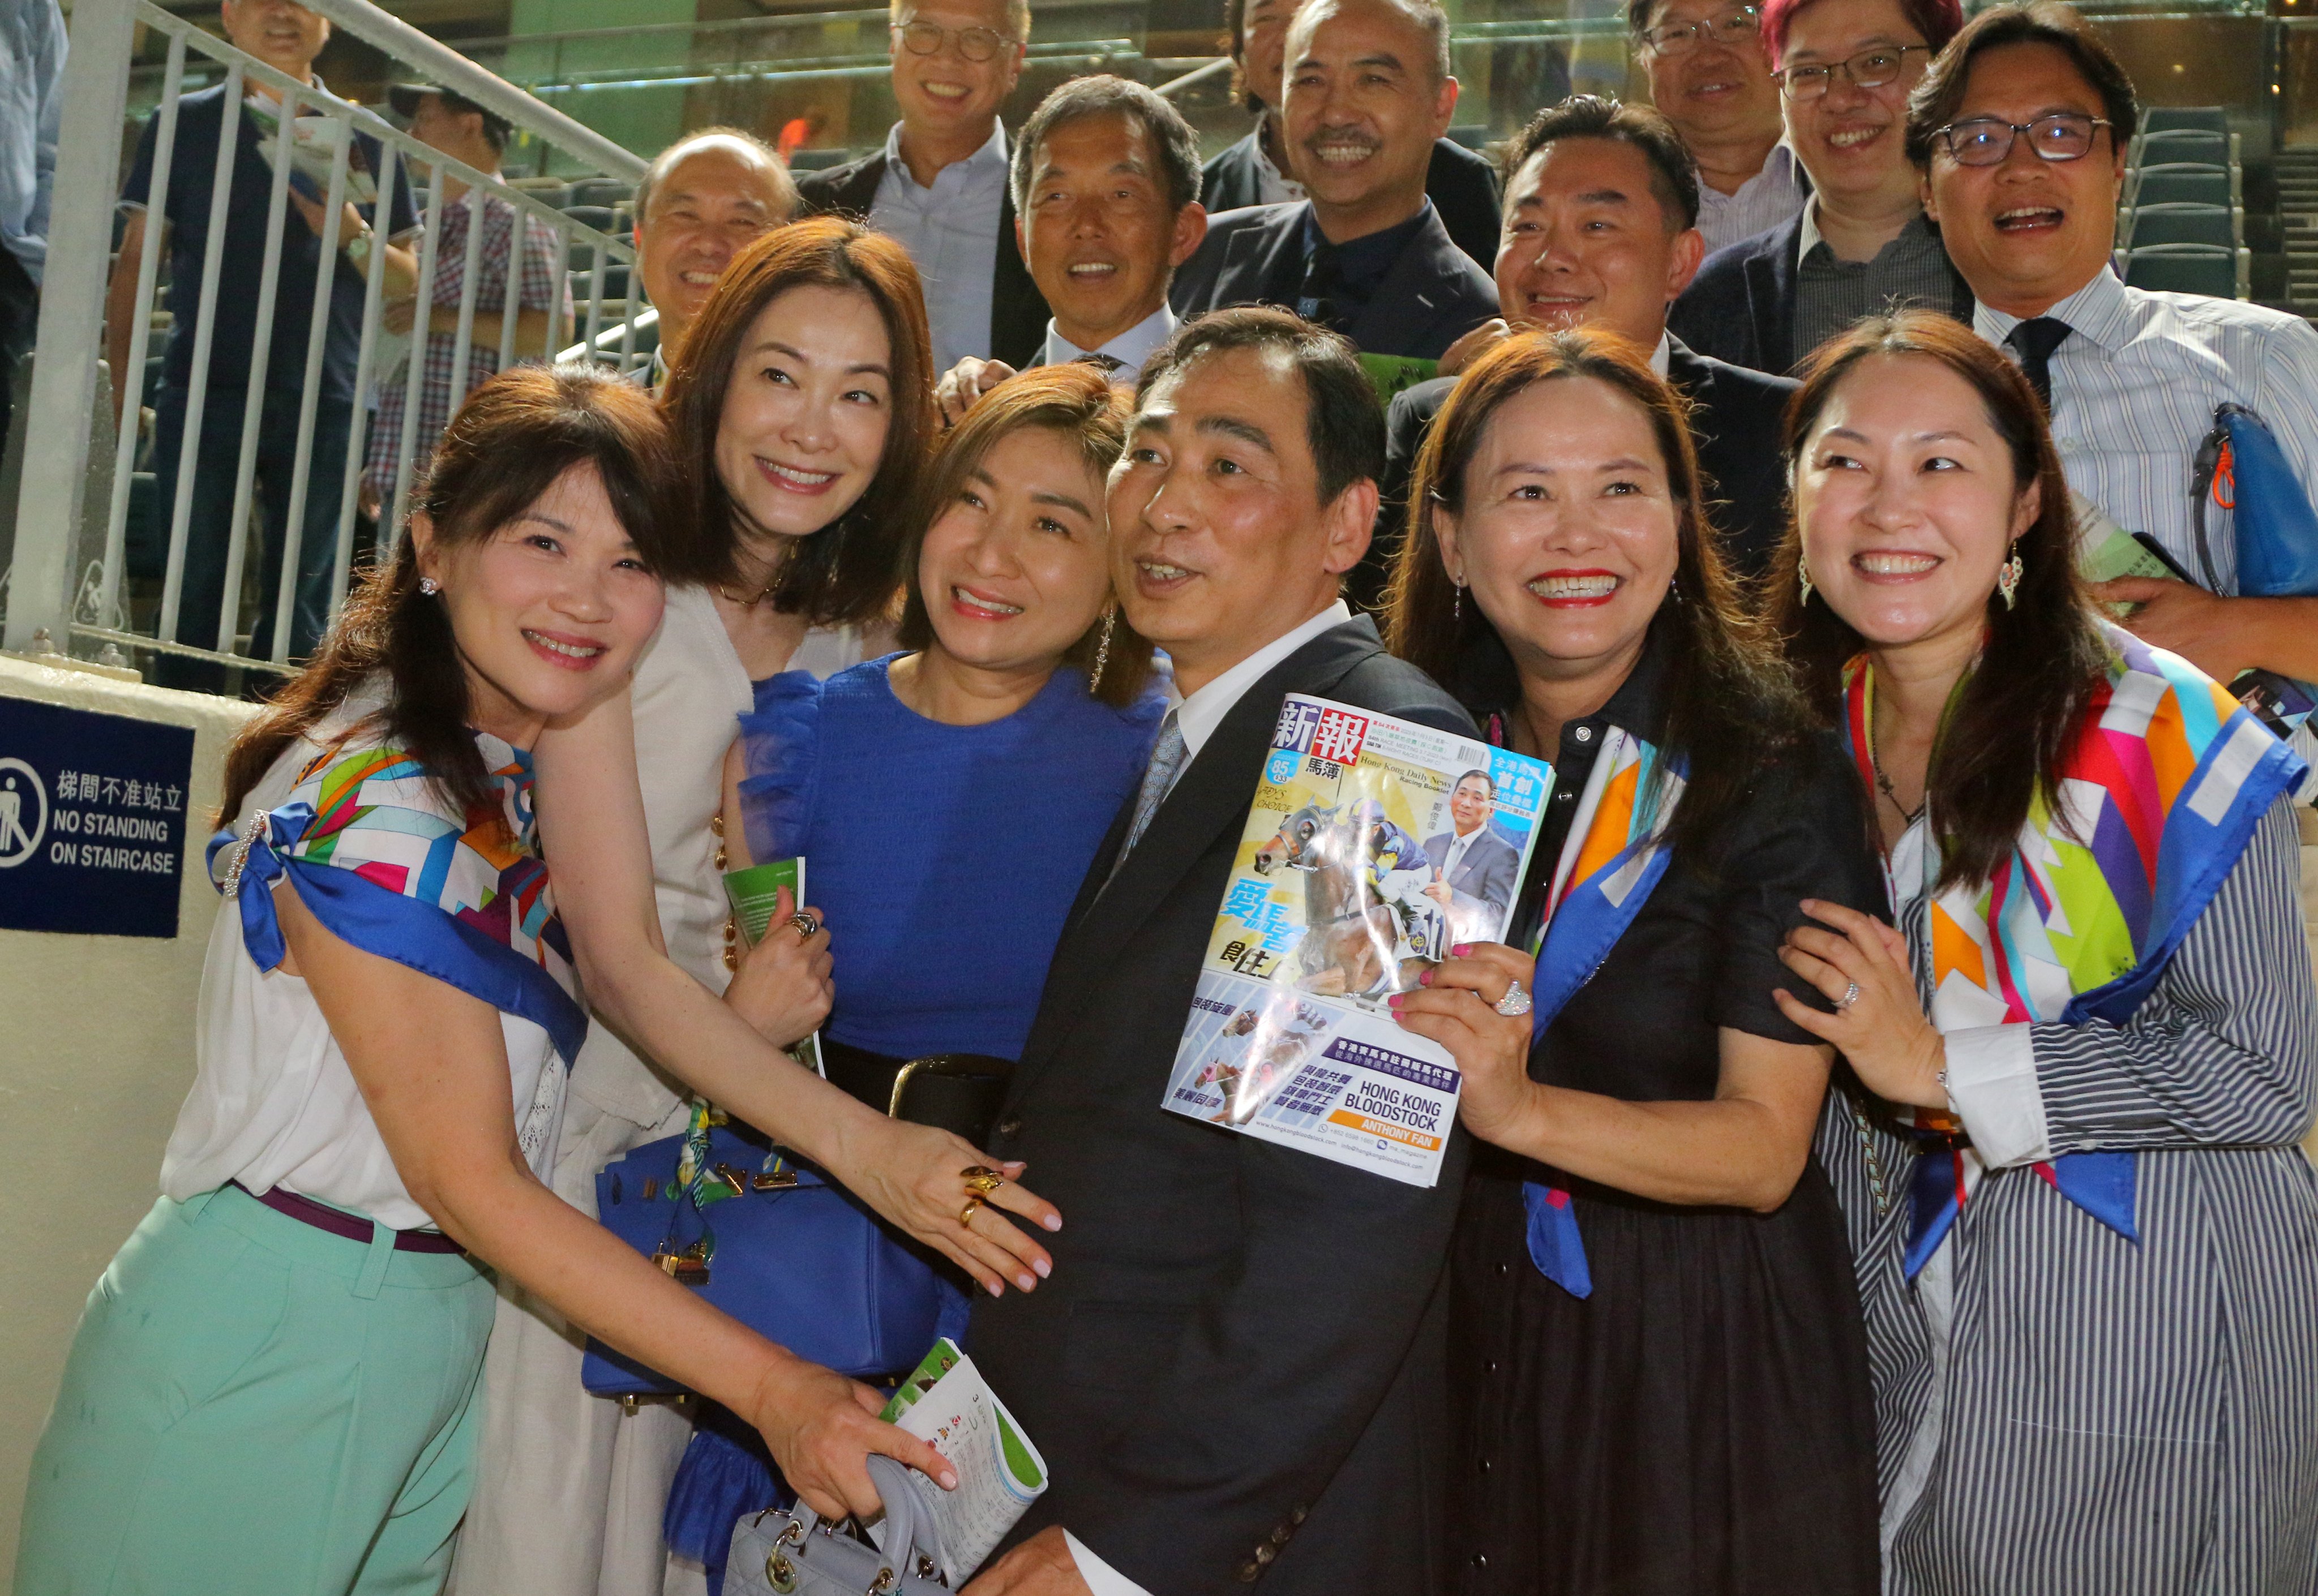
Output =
[
  {"x1": 568, "y1": 178, "x2": 635, "y2": 209},
  {"x1": 2125, "y1": 242, "x2": 2239, "y2": 298},
  {"x1": 571, "y1": 261, "x2": 633, "y2": 308},
  {"x1": 2135, "y1": 128, "x2": 2231, "y2": 169},
  {"x1": 2143, "y1": 105, "x2": 2230, "y2": 136},
  {"x1": 2123, "y1": 201, "x2": 2238, "y2": 250},
  {"x1": 2132, "y1": 164, "x2": 2235, "y2": 208}
]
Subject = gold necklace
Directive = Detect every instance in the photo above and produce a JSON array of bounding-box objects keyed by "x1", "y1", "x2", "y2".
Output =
[{"x1": 715, "y1": 576, "x2": 779, "y2": 608}]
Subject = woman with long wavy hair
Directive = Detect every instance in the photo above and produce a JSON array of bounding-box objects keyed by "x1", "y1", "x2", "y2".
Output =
[
  {"x1": 453, "y1": 220, "x2": 1062, "y2": 1593},
  {"x1": 1383, "y1": 326, "x2": 1883, "y2": 1594},
  {"x1": 1771, "y1": 311, "x2": 2318, "y2": 1588}
]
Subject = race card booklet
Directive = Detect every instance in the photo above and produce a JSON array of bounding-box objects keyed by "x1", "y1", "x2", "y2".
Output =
[
  {"x1": 1162, "y1": 696, "x2": 1553, "y2": 1187},
  {"x1": 722, "y1": 857, "x2": 824, "y2": 1076},
  {"x1": 875, "y1": 1337, "x2": 1049, "y2": 1584}
]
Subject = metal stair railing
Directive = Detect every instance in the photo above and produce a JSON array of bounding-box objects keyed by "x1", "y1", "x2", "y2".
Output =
[{"x1": 6, "y1": 0, "x2": 649, "y2": 678}]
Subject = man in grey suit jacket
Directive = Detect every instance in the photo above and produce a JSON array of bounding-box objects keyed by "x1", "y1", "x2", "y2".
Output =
[
  {"x1": 1168, "y1": 0, "x2": 1497, "y2": 363},
  {"x1": 1421, "y1": 768, "x2": 1518, "y2": 940},
  {"x1": 965, "y1": 307, "x2": 1470, "y2": 1596}
]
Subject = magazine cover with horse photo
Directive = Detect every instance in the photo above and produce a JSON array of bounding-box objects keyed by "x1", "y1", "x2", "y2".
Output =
[{"x1": 1162, "y1": 695, "x2": 1553, "y2": 1186}]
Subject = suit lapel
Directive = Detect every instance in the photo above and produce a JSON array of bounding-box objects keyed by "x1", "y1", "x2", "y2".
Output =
[
  {"x1": 1013, "y1": 620, "x2": 1383, "y2": 1096},
  {"x1": 991, "y1": 184, "x2": 1051, "y2": 368},
  {"x1": 1221, "y1": 207, "x2": 1306, "y2": 307},
  {"x1": 1755, "y1": 217, "x2": 1802, "y2": 374},
  {"x1": 1348, "y1": 207, "x2": 1459, "y2": 355}
]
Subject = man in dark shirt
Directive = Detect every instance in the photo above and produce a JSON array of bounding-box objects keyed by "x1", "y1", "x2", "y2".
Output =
[
  {"x1": 1369, "y1": 97, "x2": 1798, "y2": 607},
  {"x1": 108, "y1": 0, "x2": 415, "y2": 690},
  {"x1": 1168, "y1": 0, "x2": 1497, "y2": 363}
]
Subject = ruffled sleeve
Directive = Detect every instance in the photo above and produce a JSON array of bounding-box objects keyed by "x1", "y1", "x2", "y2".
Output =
[
  {"x1": 207, "y1": 737, "x2": 588, "y2": 1065},
  {"x1": 735, "y1": 670, "x2": 824, "y2": 866}
]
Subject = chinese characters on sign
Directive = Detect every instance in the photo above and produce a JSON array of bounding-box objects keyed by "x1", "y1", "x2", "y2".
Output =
[{"x1": 0, "y1": 697, "x2": 196, "y2": 938}]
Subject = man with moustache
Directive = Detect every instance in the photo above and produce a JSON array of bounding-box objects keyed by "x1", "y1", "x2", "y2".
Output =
[
  {"x1": 934, "y1": 76, "x2": 1209, "y2": 418},
  {"x1": 1366, "y1": 97, "x2": 1795, "y2": 607},
  {"x1": 961, "y1": 308, "x2": 1472, "y2": 1596},
  {"x1": 1201, "y1": 0, "x2": 1501, "y2": 267},
  {"x1": 1669, "y1": 0, "x2": 1968, "y2": 374},
  {"x1": 1913, "y1": 5, "x2": 2318, "y2": 738},
  {"x1": 1629, "y1": 0, "x2": 1803, "y2": 252},
  {"x1": 798, "y1": 0, "x2": 1051, "y2": 370},
  {"x1": 1168, "y1": 0, "x2": 1497, "y2": 362},
  {"x1": 629, "y1": 127, "x2": 795, "y2": 385}
]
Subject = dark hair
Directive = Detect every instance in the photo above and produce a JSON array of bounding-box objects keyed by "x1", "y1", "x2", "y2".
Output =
[
  {"x1": 217, "y1": 366, "x2": 675, "y2": 827},
  {"x1": 1502, "y1": 95, "x2": 1702, "y2": 233},
  {"x1": 1769, "y1": 311, "x2": 2103, "y2": 891},
  {"x1": 894, "y1": 366, "x2": 1156, "y2": 707},
  {"x1": 658, "y1": 217, "x2": 934, "y2": 625},
  {"x1": 440, "y1": 90, "x2": 511, "y2": 153},
  {"x1": 1011, "y1": 75, "x2": 1204, "y2": 217},
  {"x1": 1223, "y1": 0, "x2": 1266, "y2": 112},
  {"x1": 1454, "y1": 767, "x2": 1494, "y2": 794},
  {"x1": 633, "y1": 126, "x2": 796, "y2": 228},
  {"x1": 1385, "y1": 326, "x2": 1813, "y2": 856},
  {"x1": 1760, "y1": 0, "x2": 1963, "y2": 66},
  {"x1": 1136, "y1": 306, "x2": 1386, "y2": 510},
  {"x1": 1905, "y1": 2, "x2": 2138, "y2": 169},
  {"x1": 1289, "y1": 0, "x2": 1454, "y2": 84}
]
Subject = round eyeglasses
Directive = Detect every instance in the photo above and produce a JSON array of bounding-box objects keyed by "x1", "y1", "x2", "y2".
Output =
[
  {"x1": 893, "y1": 19, "x2": 1017, "y2": 61},
  {"x1": 1772, "y1": 42, "x2": 1931, "y2": 100},
  {"x1": 1638, "y1": 4, "x2": 1759, "y2": 54},
  {"x1": 1932, "y1": 113, "x2": 2115, "y2": 166}
]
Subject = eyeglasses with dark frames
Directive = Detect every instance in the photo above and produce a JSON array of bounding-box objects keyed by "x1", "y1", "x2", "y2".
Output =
[
  {"x1": 1638, "y1": 4, "x2": 1760, "y2": 54},
  {"x1": 893, "y1": 19, "x2": 1017, "y2": 61},
  {"x1": 1932, "y1": 112, "x2": 2116, "y2": 166},
  {"x1": 1772, "y1": 42, "x2": 1931, "y2": 100}
]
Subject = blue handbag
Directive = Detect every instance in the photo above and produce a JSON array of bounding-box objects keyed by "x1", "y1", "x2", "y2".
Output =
[
  {"x1": 580, "y1": 1111, "x2": 948, "y2": 1396},
  {"x1": 2192, "y1": 402, "x2": 2318, "y2": 597}
]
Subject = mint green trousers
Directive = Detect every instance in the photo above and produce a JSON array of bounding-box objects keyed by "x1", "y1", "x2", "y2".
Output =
[{"x1": 15, "y1": 1186, "x2": 495, "y2": 1596}]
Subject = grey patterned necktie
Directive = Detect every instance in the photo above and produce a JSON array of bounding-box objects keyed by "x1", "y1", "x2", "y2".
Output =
[{"x1": 1112, "y1": 711, "x2": 1186, "y2": 873}]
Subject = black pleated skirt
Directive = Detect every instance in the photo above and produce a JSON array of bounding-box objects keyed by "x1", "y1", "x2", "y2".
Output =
[{"x1": 1447, "y1": 1155, "x2": 1880, "y2": 1596}]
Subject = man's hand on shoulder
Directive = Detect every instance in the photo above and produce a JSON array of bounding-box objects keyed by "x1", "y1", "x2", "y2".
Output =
[
  {"x1": 961, "y1": 1527, "x2": 1094, "y2": 1596},
  {"x1": 937, "y1": 356, "x2": 1019, "y2": 427},
  {"x1": 1437, "y1": 318, "x2": 1511, "y2": 379},
  {"x1": 2091, "y1": 579, "x2": 2318, "y2": 684}
]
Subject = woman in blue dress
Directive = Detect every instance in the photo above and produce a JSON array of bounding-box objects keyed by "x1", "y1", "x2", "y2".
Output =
[{"x1": 666, "y1": 363, "x2": 1166, "y2": 1583}]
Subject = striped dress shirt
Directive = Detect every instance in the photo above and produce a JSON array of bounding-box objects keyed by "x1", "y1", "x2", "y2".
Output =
[
  {"x1": 1694, "y1": 140, "x2": 1806, "y2": 256},
  {"x1": 1815, "y1": 799, "x2": 2318, "y2": 1591}
]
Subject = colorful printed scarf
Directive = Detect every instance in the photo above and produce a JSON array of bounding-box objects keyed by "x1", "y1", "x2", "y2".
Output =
[
  {"x1": 1843, "y1": 624, "x2": 2305, "y2": 1277},
  {"x1": 208, "y1": 728, "x2": 587, "y2": 1064},
  {"x1": 1516, "y1": 722, "x2": 1687, "y2": 1299}
]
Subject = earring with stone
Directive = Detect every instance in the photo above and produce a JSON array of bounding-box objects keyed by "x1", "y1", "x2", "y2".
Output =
[
  {"x1": 1997, "y1": 542, "x2": 2024, "y2": 611},
  {"x1": 1797, "y1": 555, "x2": 1814, "y2": 608},
  {"x1": 418, "y1": 576, "x2": 441, "y2": 596},
  {"x1": 1089, "y1": 606, "x2": 1116, "y2": 688}
]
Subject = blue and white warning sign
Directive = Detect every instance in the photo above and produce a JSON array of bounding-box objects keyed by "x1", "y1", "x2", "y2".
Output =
[{"x1": 0, "y1": 697, "x2": 196, "y2": 938}]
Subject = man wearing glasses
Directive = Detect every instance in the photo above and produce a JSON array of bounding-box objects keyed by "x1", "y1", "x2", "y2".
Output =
[
  {"x1": 1629, "y1": 0, "x2": 1803, "y2": 253},
  {"x1": 1916, "y1": 6, "x2": 2318, "y2": 733},
  {"x1": 1669, "y1": 0, "x2": 1966, "y2": 374},
  {"x1": 797, "y1": 0, "x2": 1051, "y2": 370}
]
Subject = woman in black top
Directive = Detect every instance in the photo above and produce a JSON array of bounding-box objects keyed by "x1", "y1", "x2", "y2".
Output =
[{"x1": 1383, "y1": 327, "x2": 1883, "y2": 1595}]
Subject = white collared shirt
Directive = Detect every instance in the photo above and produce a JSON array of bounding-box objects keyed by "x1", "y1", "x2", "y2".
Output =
[
  {"x1": 869, "y1": 120, "x2": 1010, "y2": 372},
  {"x1": 1647, "y1": 331, "x2": 1670, "y2": 377},
  {"x1": 1441, "y1": 823, "x2": 1481, "y2": 881},
  {"x1": 1251, "y1": 120, "x2": 1306, "y2": 205},
  {"x1": 1038, "y1": 303, "x2": 1177, "y2": 385},
  {"x1": 1694, "y1": 140, "x2": 1806, "y2": 256}
]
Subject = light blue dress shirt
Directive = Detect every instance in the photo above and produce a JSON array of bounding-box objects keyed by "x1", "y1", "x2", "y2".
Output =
[
  {"x1": 868, "y1": 119, "x2": 1009, "y2": 372},
  {"x1": 0, "y1": 0, "x2": 65, "y2": 281}
]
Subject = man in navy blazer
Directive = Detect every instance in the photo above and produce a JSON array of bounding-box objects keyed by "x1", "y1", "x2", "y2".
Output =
[
  {"x1": 1200, "y1": 0, "x2": 1501, "y2": 267},
  {"x1": 1421, "y1": 769, "x2": 1520, "y2": 940},
  {"x1": 1169, "y1": 0, "x2": 1498, "y2": 363},
  {"x1": 1370, "y1": 97, "x2": 1798, "y2": 607}
]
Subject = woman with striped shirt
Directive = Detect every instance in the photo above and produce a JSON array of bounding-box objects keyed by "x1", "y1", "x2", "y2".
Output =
[{"x1": 1772, "y1": 311, "x2": 2318, "y2": 1590}]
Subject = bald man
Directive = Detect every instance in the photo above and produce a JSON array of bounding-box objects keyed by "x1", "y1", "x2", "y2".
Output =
[{"x1": 631, "y1": 127, "x2": 797, "y2": 380}]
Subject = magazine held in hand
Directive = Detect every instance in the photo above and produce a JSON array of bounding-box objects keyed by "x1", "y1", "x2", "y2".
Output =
[{"x1": 1164, "y1": 695, "x2": 1553, "y2": 1187}]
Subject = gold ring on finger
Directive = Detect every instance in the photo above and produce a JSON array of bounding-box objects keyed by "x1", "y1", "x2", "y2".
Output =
[
  {"x1": 958, "y1": 1196, "x2": 983, "y2": 1227},
  {"x1": 961, "y1": 1167, "x2": 1004, "y2": 1197},
  {"x1": 790, "y1": 911, "x2": 821, "y2": 942}
]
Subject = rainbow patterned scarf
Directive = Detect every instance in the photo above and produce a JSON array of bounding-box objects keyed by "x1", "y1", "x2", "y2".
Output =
[
  {"x1": 209, "y1": 728, "x2": 586, "y2": 1063},
  {"x1": 1512, "y1": 720, "x2": 1687, "y2": 1299},
  {"x1": 1843, "y1": 623, "x2": 2304, "y2": 1277}
]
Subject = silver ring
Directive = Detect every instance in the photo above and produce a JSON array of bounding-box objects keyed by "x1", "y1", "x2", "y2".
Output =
[
  {"x1": 789, "y1": 911, "x2": 821, "y2": 942},
  {"x1": 1493, "y1": 980, "x2": 1533, "y2": 1018},
  {"x1": 1838, "y1": 980, "x2": 1861, "y2": 1010}
]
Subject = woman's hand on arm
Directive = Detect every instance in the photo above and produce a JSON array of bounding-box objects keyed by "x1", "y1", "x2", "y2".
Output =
[
  {"x1": 1775, "y1": 898, "x2": 1947, "y2": 1110},
  {"x1": 536, "y1": 696, "x2": 1064, "y2": 1295},
  {"x1": 1398, "y1": 946, "x2": 1832, "y2": 1211},
  {"x1": 276, "y1": 877, "x2": 956, "y2": 1520}
]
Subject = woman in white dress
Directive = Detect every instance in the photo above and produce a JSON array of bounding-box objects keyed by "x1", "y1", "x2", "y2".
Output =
[{"x1": 453, "y1": 220, "x2": 1064, "y2": 1596}]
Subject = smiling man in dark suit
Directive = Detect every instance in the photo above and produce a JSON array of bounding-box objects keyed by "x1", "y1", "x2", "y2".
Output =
[
  {"x1": 1168, "y1": 0, "x2": 1497, "y2": 362},
  {"x1": 962, "y1": 307, "x2": 1471, "y2": 1596},
  {"x1": 1368, "y1": 96, "x2": 1799, "y2": 607}
]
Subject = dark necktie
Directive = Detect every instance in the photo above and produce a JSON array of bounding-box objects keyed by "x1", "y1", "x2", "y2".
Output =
[
  {"x1": 1298, "y1": 244, "x2": 1352, "y2": 333},
  {"x1": 1074, "y1": 351, "x2": 1125, "y2": 376},
  {"x1": 2006, "y1": 316, "x2": 2073, "y2": 414}
]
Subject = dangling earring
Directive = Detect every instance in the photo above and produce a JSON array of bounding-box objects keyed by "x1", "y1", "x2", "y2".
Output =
[
  {"x1": 1796, "y1": 555, "x2": 1813, "y2": 608},
  {"x1": 1997, "y1": 542, "x2": 2024, "y2": 610},
  {"x1": 418, "y1": 576, "x2": 440, "y2": 595},
  {"x1": 1452, "y1": 576, "x2": 1464, "y2": 625},
  {"x1": 1089, "y1": 606, "x2": 1116, "y2": 688}
]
